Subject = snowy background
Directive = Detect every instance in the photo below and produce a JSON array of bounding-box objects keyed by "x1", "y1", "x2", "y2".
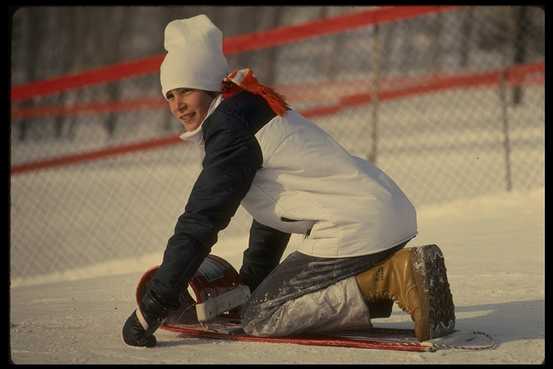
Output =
[{"x1": 10, "y1": 86, "x2": 544, "y2": 285}]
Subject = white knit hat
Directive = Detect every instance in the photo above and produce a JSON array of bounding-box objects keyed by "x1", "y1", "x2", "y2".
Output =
[{"x1": 160, "y1": 15, "x2": 229, "y2": 99}]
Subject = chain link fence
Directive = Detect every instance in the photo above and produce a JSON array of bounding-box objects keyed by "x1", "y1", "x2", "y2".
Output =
[{"x1": 10, "y1": 6, "x2": 544, "y2": 284}]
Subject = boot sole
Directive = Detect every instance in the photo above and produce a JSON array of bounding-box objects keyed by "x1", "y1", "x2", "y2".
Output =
[{"x1": 411, "y1": 244, "x2": 455, "y2": 340}]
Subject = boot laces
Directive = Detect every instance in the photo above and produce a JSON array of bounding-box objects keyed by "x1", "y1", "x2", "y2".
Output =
[{"x1": 367, "y1": 290, "x2": 416, "y2": 317}]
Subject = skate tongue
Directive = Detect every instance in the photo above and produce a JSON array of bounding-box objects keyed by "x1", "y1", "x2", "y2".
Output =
[{"x1": 195, "y1": 285, "x2": 251, "y2": 322}]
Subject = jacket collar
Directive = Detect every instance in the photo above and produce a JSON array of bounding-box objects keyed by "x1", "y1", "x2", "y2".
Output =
[{"x1": 179, "y1": 93, "x2": 223, "y2": 142}]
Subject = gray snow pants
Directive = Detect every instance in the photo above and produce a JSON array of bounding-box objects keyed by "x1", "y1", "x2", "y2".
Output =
[{"x1": 240, "y1": 241, "x2": 407, "y2": 336}]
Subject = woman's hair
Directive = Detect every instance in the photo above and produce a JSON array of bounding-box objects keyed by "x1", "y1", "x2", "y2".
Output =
[{"x1": 205, "y1": 90, "x2": 219, "y2": 99}]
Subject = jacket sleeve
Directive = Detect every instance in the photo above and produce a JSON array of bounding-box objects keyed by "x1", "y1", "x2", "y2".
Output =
[
  {"x1": 150, "y1": 110, "x2": 263, "y2": 306},
  {"x1": 239, "y1": 219, "x2": 290, "y2": 292}
]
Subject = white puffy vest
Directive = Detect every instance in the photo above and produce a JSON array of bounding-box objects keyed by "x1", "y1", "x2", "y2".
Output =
[{"x1": 240, "y1": 110, "x2": 417, "y2": 258}]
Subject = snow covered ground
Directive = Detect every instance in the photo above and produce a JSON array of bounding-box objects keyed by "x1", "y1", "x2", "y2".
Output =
[{"x1": 10, "y1": 186, "x2": 544, "y2": 364}]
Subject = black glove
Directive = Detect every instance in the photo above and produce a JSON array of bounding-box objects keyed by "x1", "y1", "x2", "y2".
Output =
[
  {"x1": 122, "y1": 310, "x2": 157, "y2": 347},
  {"x1": 122, "y1": 290, "x2": 171, "y2": 347}
]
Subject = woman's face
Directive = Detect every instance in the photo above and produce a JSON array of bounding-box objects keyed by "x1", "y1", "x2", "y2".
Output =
[{"x1": 167, "y1": 88, "x2": 215, "y2": 132}]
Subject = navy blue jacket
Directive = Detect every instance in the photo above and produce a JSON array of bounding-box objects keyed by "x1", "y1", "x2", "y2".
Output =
[{"x1": 149, "y1": 91, "x2": 290, "y2": 307}]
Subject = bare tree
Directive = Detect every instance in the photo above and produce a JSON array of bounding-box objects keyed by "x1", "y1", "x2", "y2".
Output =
[
  {"x1": 459, "y1": 7, "x2": 474, "y2": 68},
  {"x1": 51, "y1": 7, "x2": 76, "y2": 140},
  {"x1": 257, "y1": 7, "x2": 283, "y2": 85},
  {"x1": 224, "y1": 7, "x2": 255, "y2": 70},
  {"x1": 381, "y1": 22, "x2": 397, "y2": 76},
  {"x1": 431, "y1": 12, "x2": 444, "y2": 74},
  {"x1": 66, "y1": 7, "x2": 98, "y2": 141},
  {"x1": 100, "y1": 7, "x2": 128, "y2": 138},
  {"x1": 14, "y1": 8, "x2": 42, "y2": 142},
  {"x1": 320, "y1": 7, "x2": 348, "y2": 81},
  {"x1": 512, "y1": 6, "x2": 528, "y2": 106}
]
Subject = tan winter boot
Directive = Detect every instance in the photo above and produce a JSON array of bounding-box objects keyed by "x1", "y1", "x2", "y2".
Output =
[{"x1": 355, "y1": 244, "x2": 455, "y2": 341}]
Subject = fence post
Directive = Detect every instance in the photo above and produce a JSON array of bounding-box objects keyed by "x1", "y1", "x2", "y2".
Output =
[
  {"x1": 368, "y1": 24, "x2": 381, "y2": 164},
  {"x1": 498, "y1": 69, "x2": 513, "y2": 192}
]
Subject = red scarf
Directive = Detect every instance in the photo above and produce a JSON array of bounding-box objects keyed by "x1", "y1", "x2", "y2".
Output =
[{"x1": 222, "y1": 68, "x2": 290, "y2": 116}]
